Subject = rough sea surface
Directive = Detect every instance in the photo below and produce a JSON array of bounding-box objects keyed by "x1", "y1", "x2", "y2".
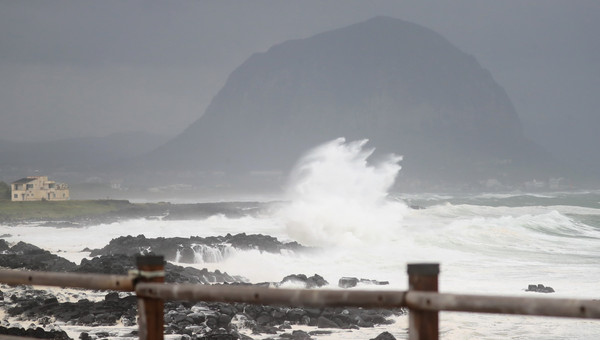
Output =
[{"x1": 2, "y1": 139, "x2": 599, "y2": 339}]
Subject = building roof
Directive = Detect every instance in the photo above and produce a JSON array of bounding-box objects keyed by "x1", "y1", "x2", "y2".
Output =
[{"x1": 12, "y1": 177, "x2": 37, "y2": 184}]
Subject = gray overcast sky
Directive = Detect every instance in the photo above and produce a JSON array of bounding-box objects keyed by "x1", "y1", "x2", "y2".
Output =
[{"x1": 1, "y1": 1, "x2": 598, "y2": 163}]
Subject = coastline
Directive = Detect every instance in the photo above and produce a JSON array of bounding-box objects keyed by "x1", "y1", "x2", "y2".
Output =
[{"x1": 0, "y1": 199, "x2": 272, "y2": 226}]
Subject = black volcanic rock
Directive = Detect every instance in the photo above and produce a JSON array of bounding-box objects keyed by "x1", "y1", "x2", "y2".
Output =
[
  {"x1": 0, "y1": 239, "x2": 246, "y2": 284},
  {"x1": 371, "y1": 332, "x2": 397, "y2": 340},
  {"x1": 75, "y1": 253, "x2": 246, "y2": 284},
  {"x1": 0, "y1": 241, "x2": 77, "y2": 272},
  {"x1": 338, "y1": 277, "x2": 390, "y2": 288},
  {"x1": 5, "y1": 287, "x2": 137, "y2": 328},
  {"x1": 145, "y1": 16, "x2": 559, "y2": 190},
  {"x1": 89, "y1": 233, "x2": 309, "y2": 263},
  {"x1": 526, "y1": 284, "x2": 555, "y2": 293},
  {"x1": 278, "y1": 274, "x2": 328, "y2": 288},
  {"x1": 0, "y1": 239, "x2": 10, "y2": 251},
  {"x1": 0, "y1": 326, "x2": 71, "y2": 340}
]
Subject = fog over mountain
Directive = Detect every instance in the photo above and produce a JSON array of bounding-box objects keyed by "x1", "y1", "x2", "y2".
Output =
[
  {"x1": 0, "y1": 132, "x2": 168, "y2": 182},
  {"x1": 1, "y1": 2, "x2": 598, "y2": 192},
  {"x1": 144, "y1": 17, "x2": 561, "y2": 191}
]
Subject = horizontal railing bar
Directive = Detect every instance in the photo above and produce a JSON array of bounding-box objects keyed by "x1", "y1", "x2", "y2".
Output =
[
  {"x1": 136, "y1": 283, "x2": 408, "y2": 308},
  {"x1": 1, "y1": 268, "x2": 599, "y2": 320},
  {"x1": 136, "y1": 282, "x2": 600, "y2": 319},
  {"x1": 0, "y1": 269, "x2": 134, "y2": 292},
  {"x1": 406, "y1": 291, "x2": 600, "y2": 319},
  {"x1": 0, "y1": 336, "x2": 39, "y2": 340}
]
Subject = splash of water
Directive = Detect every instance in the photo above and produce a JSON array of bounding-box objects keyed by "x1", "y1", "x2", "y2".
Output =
[{"x1": 279, "y1": 137, "x2": 407, "y2": 247}]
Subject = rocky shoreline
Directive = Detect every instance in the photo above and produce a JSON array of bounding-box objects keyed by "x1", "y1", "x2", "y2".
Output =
[
  {"x1": 89, "y1": 233, "x2": 309, "y2": 264},
  {"x1": 0, "y1": 235, "x2": 405, "y2": 340}
]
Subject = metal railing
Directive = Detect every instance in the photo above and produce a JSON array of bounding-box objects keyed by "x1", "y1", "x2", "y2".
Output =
[{"x1": 1, "y1": 257, "x2": 599, "y2": 340}]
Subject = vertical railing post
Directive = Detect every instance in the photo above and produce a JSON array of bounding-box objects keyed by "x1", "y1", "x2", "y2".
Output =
[
  {"x1": 136, "y1": 255, "x2": 165, "y2": 340},
  {"x1": 407, "y1": 263, "x2": 439, "y2": 340}
]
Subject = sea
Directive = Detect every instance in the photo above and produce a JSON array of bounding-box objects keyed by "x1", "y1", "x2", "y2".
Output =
[{"x1": 1, "y1": 138, "x2": 600, "y2": 339}]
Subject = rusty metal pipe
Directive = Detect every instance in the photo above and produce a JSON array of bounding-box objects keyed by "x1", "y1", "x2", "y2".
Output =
[
  {"x1": 136, "y1": 282, "x2": 408, "y2": 309},
  {"x1": 0, "y1": 269, "x2": 134, "y2": 292},
  {"x1": 406, "y1": 291, "x2": 600, "y2": 319}
]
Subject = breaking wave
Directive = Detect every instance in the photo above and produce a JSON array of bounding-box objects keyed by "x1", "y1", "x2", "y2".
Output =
[{"x1": 278, "y1": 138, "x2": 408, "y2": 247}]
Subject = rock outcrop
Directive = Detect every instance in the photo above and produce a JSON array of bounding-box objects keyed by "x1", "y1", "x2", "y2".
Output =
[
  {"x1": 0, "y1": 241, "x2": 77, "y2": 272},
  {"x1": 89, "y1": 233, "x2": 309, "y2": 264},
  {"x1": 525, "y1": 284, "x2": 555, "y2": 293}
]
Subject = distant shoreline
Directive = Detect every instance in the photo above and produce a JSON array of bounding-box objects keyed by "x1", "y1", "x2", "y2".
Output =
[{"x1": 0, "y1": 199, "x2": 270, "y2": 225}]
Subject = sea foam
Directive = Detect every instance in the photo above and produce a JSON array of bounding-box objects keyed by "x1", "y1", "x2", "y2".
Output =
[{"x1": 278, "y1": 138, "x2": 407, "y2": 247}]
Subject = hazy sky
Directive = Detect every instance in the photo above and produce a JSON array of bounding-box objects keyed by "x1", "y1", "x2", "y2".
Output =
[{"x1": 1, "y1": 1, "x2": 598, "y2": 163}]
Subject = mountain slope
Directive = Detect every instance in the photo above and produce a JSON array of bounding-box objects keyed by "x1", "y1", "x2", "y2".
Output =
[{"x1": 147, "y1": 16, "x2": 561, "y2": 190}]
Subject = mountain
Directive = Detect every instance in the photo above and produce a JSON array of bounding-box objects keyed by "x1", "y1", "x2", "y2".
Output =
[{"x1": 144, "y1": 16, "x2": 563, "y2": 191}]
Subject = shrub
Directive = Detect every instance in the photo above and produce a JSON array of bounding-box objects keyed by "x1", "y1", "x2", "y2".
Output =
[{"x1": 0, "y1": 181, "x2": 11, "y2": 200}]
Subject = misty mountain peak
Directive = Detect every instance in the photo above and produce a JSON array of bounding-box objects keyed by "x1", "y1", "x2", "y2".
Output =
[{"x1": 149, "y1": 16, "x2": 555, "y2": 189}]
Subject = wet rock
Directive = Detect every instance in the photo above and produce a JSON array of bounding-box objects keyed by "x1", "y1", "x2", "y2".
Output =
[
  {"x1": 188, "y1": 312, "x2": 206, "y2": 324},
  {"x1": 286, "y1": 308, "x2": 307, "y2": 322},
  {"x1": 371, "y1": 331, "x2": 397, "y2": 340},
  {"x1": 303, "y1": 308, "x2": 322, "y2": 318},
  {"x1": 104, "y1": 291, "x2": 119, "y2": 302},
  {"x1": 0, "y1": 241, "x2": 77, "y2": 272},
  {"x1": 308, "y1": 330, "x2": 332, "y2": 336},
  {"x1": 6, "y1": 288, "x2": 137, "y2": 327},
  {"x1": 0, "y1": 325, "x2": 71, "y2": 340},
  {"x1": 89, "y1": 233, "x2": 310, "y2": 263},
  {"x1": 317, "y1": 316, "x2": 339, "y2": 328},
  {"x1": 217, "y1": 303, "x2": 237, "y2": 316},
  {"x1": 76, "y1": 254, "x2": 132, "y2": 275},
  {"x1": 200, "y1": 328, "x2": 238, "y2": 340},
  {"x1": 0, "y1": 239, "x2": 10, "y2": 251},
  {"x1": 256, "y1": 313, "x2": 273, "y2": 326},
  {"x1": 271, "y1": 309, "x2": 286, "y2": 321},
  {"x1": 95, "y1": 331, "x2": 110, "y2": 338},
  {"x1": 338, "y1": 277, "x2": 389, "y2": 288},
  {"x1": 338, "y1": 277, "x2": 359, "y2": 288},
  {"x1": 78, "y1": 314, "x2": 95, "y2": 325},
  {"x1": 279, "y1": 274, "x2": 328, "y2": 288},
  {"x1": 526, "y1": 284, "x2": 555, "y2": 293},
  {"x1": 74, "y1": 253, "x2": 246, "y2": 284},
  {"x1": 205, "y1": 315, "x2": 218, "y2": 329},
  {"x1": 218, "y1": 314, "x2": 232, "y2": 328},
  {"x1": 284, "y1": 330, "x2": 313, "y2": 340}
]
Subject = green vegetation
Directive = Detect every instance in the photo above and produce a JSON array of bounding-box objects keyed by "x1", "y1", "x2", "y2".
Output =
[
  {"x1": 0, "y1": 182, "x2": 10, "y2": 200},
  {"x1": 0, "y1": 199, "x2": 147, "y2": 222},
  {"x1": 0, "y1": 199, "x2": 249, "y2": 224}
]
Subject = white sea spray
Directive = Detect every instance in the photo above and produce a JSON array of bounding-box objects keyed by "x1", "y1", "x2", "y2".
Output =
[{"x1": 278, "y1": 138, "x2": 408, "y2": 247}]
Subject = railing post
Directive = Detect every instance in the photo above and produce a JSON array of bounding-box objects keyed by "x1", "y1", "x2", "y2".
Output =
[
  {"x1": 136, "y1": 255, "x2": 165, "y2": 340},
  {"x1": 407, "y1": 263, "x2": 439, "y2": 340}
]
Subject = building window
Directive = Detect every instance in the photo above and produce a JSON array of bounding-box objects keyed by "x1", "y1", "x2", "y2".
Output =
[
  {"x1": 26, "y1": 184, "x2": 33, "y2": 190},
  {"x1": 13, "y1": 194, "x2": 17, "y2": 198}
]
